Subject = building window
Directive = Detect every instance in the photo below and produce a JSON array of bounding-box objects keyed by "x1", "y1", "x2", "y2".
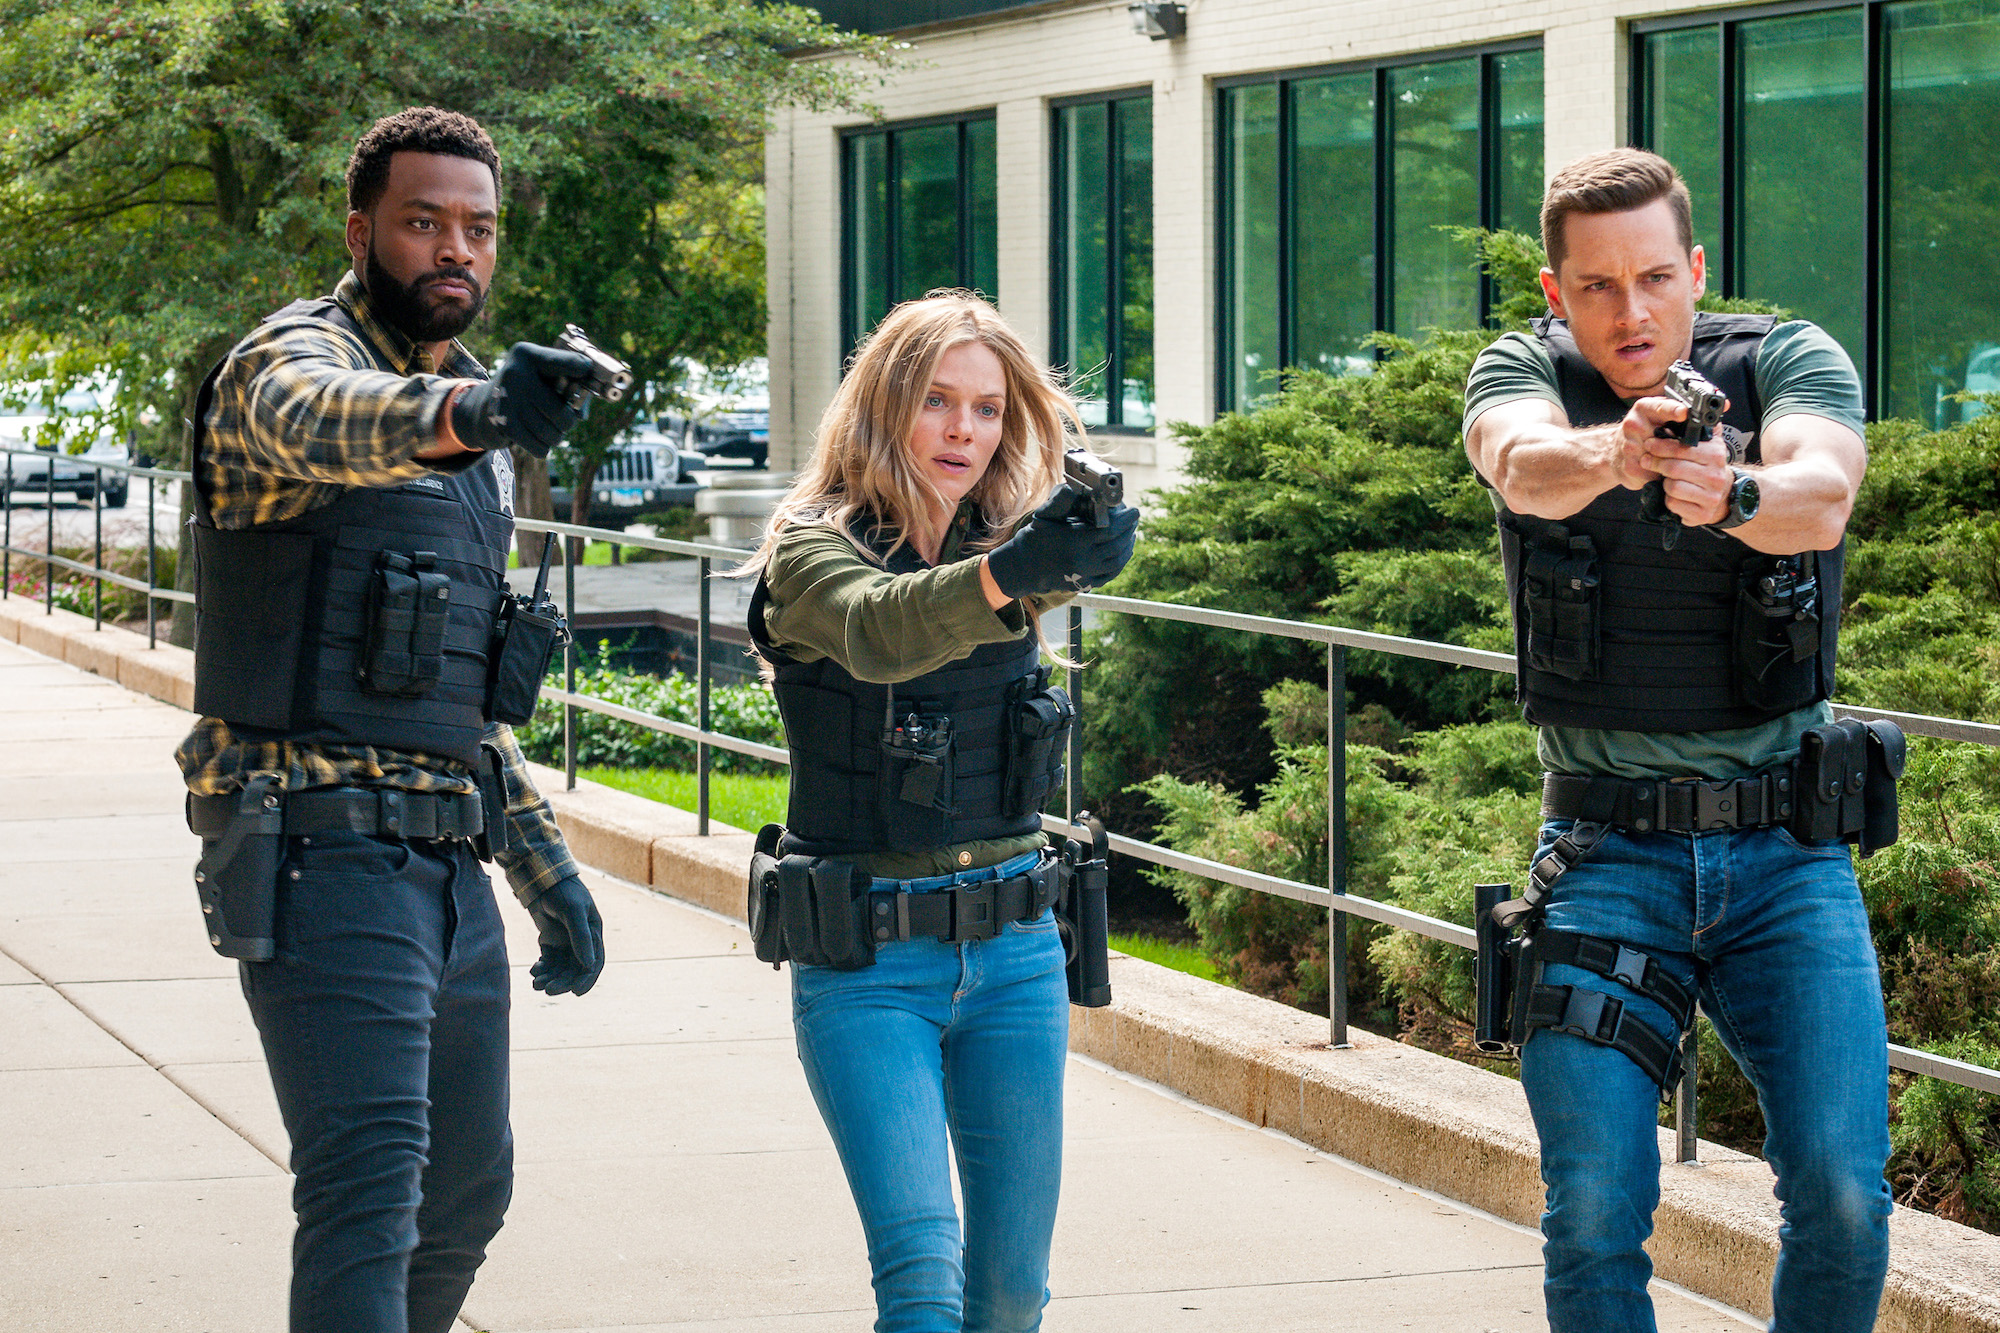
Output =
[
  {"x1": 1635, "y1": 1, "x2": 2000, "y2": 425},
  {"x1": 1052, "y1": 89, "x2": 1154, "y2": 430},
  {"x1": 842, "y1": 114, "x2": 998, "y2": 352},
  {"x1": 1216, "y1": 44, "x2": 1544, "y2": 413}
]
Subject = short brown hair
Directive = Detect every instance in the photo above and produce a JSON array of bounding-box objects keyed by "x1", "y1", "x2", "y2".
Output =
[
  {"x1": 345, "y1": 107, "x2": 501, "y2": 214},
  {"x1": 1540, "y1": 148, "x2": 1692, "y2": 274}
]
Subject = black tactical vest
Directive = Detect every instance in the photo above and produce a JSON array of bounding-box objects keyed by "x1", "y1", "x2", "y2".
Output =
[
  {"x1": 1496, "y1": 313, "x2": 1844, "y2": 732},
  {"x1": 749, "y1": 523, "x2": 1051, "y2": 860},
  {"x1": 188, "y1": 298, "x2": 511, "y2": 770}
]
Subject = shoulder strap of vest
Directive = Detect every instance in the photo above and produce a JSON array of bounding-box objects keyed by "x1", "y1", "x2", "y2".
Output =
[
  {"x1": 1689, "y1": 311, "x2": 1777, "y2": 444},
  {"x1": 186, "y1": 297, "x2": 373, "y2": 528},
  {"x1": 1531, "y1": 317, "x2": 1629, "y2": 428}
]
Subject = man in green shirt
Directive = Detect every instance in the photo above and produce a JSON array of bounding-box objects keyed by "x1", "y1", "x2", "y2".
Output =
[{"x1": 1462, "y1": 148, "x2": 1889, "y2": 1332}]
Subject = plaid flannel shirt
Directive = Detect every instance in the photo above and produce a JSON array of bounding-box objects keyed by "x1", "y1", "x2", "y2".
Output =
[{"x1": 175, "y1": 272, "x2": 579, "y2": 902}]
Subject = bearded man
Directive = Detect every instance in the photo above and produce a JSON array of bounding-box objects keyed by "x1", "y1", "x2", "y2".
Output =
[{"x1": 177, "y1": 107, "x2": 604, "y2": 1332}]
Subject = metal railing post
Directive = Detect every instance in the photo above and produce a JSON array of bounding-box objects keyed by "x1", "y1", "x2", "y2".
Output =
[
  {"x1": 1675, "y1": 1024, "x2": 1700, "y2": 1163},
  {"x1": 3, "y1": 452, "x2": 11, "y2": 597},
  {"x1": 44, "y1": 465, "x2": 55, "y2": 613},
  {"x1": 697, "y1": 555, "x2": 711, "y2": 836},
  {"x1": 564, "y1": 535, "x2": 579, "y2": 791},
  {"x1": 1328, "y1": 644, "x2": 1350, "y2": 1047},
  {"x1": 1066, "y1": 604, "x2": 1084, "y2": 821},
  {"x1": 91, "y1": 464, "x2": 103, "y2": 629},
  {"x1": 146, "y1": 471, "x2": 157, "y2": 648}
]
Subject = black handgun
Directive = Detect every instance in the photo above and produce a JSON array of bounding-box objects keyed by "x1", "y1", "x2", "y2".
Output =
[
  {"x1": 554, "y1": 324, "x2": 635, "y2": 410},
  {"x1": 1061, "y1": 448, "x2": 1124, "y2": 528},
  {"x1": 1639, "y1": 360, "x2": 1727, "y2": 550}
]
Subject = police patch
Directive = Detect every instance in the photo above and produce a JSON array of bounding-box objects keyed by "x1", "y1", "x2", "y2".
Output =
[{"x1": 490, "y1": 448, "x2": 515, "y2": 516}]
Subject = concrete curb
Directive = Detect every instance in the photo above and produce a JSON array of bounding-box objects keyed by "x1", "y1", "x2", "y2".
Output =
[{"x1": 13, "y1": 588, "x2": 1995, "y2": 1332}]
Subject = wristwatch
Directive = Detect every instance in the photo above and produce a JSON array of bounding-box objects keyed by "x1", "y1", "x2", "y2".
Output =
[{"x1": 1712, "y1": 467, "x2": 1760, "y2": 530}]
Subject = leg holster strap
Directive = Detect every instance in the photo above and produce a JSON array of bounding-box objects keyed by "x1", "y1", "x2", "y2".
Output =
[
  {"x1": 1492, "y1": 821, "x2": 1607, "y2": 932},
  {"x1": 1514, "y1": 929, "x2": 1694, "y2": 1098}
]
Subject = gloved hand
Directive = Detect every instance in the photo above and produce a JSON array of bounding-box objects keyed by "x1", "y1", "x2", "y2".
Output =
[
  {"x1": 984, "y1": 490, "x2": 1140, "y2": 598},
  {"x1": 450, "y1": 343, "x2": 596, "y2": 458},
  {"x1": 524, "y1": 875, "x2": 605, "y2": 996}
]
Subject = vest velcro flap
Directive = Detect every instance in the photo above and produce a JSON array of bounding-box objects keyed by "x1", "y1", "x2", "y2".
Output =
[{"x1": 192, "y1": 525, "x2": 316, "y2": 729}]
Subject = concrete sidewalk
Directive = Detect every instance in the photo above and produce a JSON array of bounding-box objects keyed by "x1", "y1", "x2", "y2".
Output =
[{"x1": 0, "y1": 636, "x2": 1757, "y2": 1332}]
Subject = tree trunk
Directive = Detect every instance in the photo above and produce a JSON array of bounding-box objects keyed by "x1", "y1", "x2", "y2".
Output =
[
  {"x1": 512, "y1": 446, "x2": 558, "y2": 566},
  {"x1": 568, "y1": 453, "x2": 601, "y2": 567}
]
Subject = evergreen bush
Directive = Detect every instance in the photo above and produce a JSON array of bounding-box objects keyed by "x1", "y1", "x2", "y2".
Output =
[{"x1": 1103, "y1": 229, "x2": 2000, "y2": 1230}]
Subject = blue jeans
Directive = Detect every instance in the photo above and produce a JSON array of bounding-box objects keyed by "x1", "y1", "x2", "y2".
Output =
[
  {"x1": 792, "y1": 852, "x2": 1070, "y2": 1333},
  {"x1": 1520, "y1": 820, "x2": 1892, "y2": 1333},
  {"x1": 240, "y1": 829, "x2": 513, "y2": 1333}
]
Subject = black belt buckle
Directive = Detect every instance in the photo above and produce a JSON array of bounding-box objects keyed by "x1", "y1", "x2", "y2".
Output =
[
  {"x1": 951, "y1": 880, "x2": 998, "y2": 941},
  {"x1": 1554, "y1": 987, "x2": 1619, "y2": 1043},
  {"x1": 1692, "y1": 780, "x2": 1741, "y2": 830}
]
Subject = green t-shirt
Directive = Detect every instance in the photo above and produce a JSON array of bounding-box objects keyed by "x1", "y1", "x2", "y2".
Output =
[
  {"x1": 759, "y1": 504, "x2": 1070, "y2": 878},
  {"x1": 1462, "y1": 320, "x2": 1861, "y2": 779}
]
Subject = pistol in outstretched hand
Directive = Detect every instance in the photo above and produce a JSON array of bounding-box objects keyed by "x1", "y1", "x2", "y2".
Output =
[
  {"x1": 553, "y1": 325, "x2": 634, "y2": 410},
  {"x1": 1061, "y1": 448, "x2": 1124, "y2": 528}
]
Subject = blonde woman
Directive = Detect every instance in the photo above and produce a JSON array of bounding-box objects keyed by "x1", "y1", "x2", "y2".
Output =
[{"x1": 741, "y1": 290, "x2": 1138, "y2": 1332}]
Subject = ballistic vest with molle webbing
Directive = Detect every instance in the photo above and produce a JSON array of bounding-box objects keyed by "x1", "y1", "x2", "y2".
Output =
[
  {"x1": 748, "y1": 523, "x2": 1063, "y2": 861},
  {"x1": 1495, "y1": 313, "x2": 1844, "y2": 733},
  {"x1": 187, "y1": 298, "x2": 513, "y2": 771}
]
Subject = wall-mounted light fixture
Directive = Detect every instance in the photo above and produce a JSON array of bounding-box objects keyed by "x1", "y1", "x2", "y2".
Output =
[{"x1": 1127, "y1": 1, "x2": 1186, "y2": 40}]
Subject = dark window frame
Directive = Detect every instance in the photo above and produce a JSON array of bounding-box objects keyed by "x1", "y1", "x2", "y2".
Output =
[
  {"x1": 1214, "y1": 38, "x2": 1543, "y2": 415},
  {"x1": 840, "y1": 110, "x2": 999, "y2": 357},
  {"x1": 1050, "y1": 85, "x2": 1155, "y2": 433},
  {"x1": 1629, "y1": 1, "x2": 1885, "y2": 410}
]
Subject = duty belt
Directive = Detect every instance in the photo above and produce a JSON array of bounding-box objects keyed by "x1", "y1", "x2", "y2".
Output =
[
  {"x1": 1540, "y1": 769, "x2": 1796, "y2": 833},
  {"x1": 864, "y1": 860, "x2": 1062, "y2": 945},
  {"x1": 188, "y1": 786, "x2": 486, "y2": 841}
]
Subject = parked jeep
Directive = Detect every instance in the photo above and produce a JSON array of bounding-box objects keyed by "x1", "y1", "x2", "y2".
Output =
[{"x1": 549, "y1": 423, "x2": 703, "y2": 531}]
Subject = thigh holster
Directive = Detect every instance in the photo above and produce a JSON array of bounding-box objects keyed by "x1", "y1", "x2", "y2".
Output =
[{"x1": 1511, "y1": 929, "x2": 1696, "y2": 1098}]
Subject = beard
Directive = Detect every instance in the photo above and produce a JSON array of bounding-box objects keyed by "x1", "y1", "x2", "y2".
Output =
[{"x1": 363, "y1": 241, "x2": 487, "y2": 344}]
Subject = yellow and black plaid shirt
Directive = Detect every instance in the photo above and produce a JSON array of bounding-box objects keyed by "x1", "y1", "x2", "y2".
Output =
[{"x1": 175, "y1": 272, "x2": 580, "y2": 902}]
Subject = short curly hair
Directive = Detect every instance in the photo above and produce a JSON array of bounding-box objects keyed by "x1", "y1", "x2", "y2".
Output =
[{"x1": 345, "y1": 107, "x2": 501, "y2": 214}]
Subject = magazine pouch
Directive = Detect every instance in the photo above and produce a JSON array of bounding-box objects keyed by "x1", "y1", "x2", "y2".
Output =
[{"x1": 361, "y1": 550, "x2": 450, "y2": 697}]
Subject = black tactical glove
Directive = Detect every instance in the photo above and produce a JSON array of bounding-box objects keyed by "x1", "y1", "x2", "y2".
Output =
[
  {"x1": 450, "y1": 343, "x2": 596, "y2": 459},
  {"x1": 525, "y1": 875, "x2": 605, "y2": 996},
  {"x1": 985, "y1": 491, "x2": 1140, "y2": 599}
]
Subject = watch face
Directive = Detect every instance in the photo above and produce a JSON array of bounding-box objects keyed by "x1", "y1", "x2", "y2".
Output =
[{"x1": 1736, "y1": 472, "x2": 1761, "y2": 519}]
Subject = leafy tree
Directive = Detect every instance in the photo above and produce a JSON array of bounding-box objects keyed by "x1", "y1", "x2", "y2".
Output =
[{"x1": 0, "y1": 0, "x2": 888, "y2": 626}]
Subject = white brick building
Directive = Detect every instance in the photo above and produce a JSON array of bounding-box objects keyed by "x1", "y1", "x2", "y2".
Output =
[{"x1": 767, "y1": 0, "x2": 2000, "y2": 495}]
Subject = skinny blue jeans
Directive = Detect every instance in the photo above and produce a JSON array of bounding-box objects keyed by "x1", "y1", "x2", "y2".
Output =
[
  {"x1": 1520, "y1": 820, "x2": 1892, "y2": 1333},
  {"x1": 791, "y1": 852, "x2": 1070, "y2": 1333}
]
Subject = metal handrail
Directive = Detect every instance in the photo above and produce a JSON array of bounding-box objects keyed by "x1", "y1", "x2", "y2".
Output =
[
  {"x1": 506, "y1": 513, "x2": 2000, "y2": 1153},
  {"x1": 9, "y1": 464, "x2": 1996, "y2": 1134}
]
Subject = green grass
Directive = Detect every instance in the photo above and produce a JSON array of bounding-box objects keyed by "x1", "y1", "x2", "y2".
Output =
[
  {"x1": 579, "y1": 765, "x2": 788, "y2": 831},
  {"x1": 1109, "y1": 932, "x2": 1221, "y2": 984}
]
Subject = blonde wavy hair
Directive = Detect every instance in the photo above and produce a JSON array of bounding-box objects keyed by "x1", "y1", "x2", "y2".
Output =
[{"x1": 738, "y1": 290, "x2": 1085, "y2": 581}]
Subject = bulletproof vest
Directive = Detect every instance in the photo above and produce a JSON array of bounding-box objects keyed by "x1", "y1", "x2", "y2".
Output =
[
  {"x1": 188, "y1": 297, "x2": 511, "y2": 770},
  {"x1": 1496, "y1": 313, "x2": 1844, "y2": 732},
  {"x1": 749, "y1": 522, "x2": 1052, "y2": 860}
]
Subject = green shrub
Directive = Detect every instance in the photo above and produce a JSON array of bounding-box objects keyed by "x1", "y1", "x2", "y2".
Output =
[
  {"x1": 1104, "y1": 226, "x2": 2000, "y2": 1230},
  {"x1": 515, "y1": 641, "x2": 785, "y2": 774}
]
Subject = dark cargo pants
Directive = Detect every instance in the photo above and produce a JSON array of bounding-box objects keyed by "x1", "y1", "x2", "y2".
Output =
[{"x1": 239, "y1": 828, "x2": 513, "y2": 1333}]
